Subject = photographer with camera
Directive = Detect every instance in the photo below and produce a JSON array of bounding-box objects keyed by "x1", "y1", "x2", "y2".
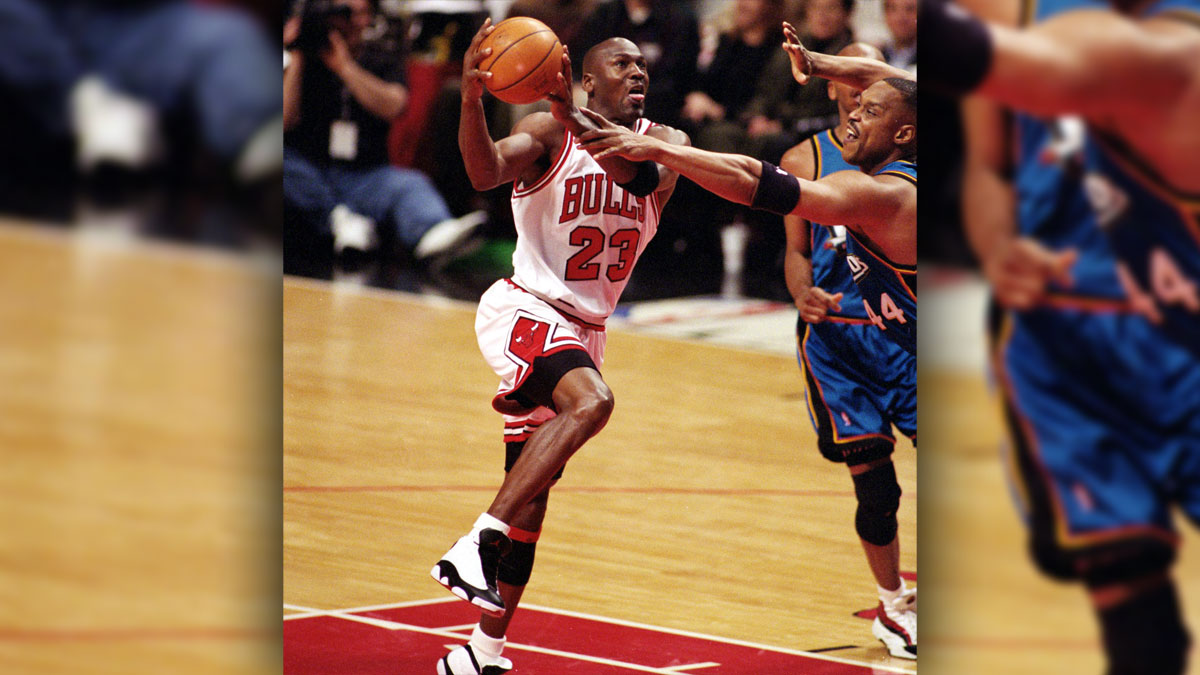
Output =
[{"x1": 283, "y1": 0, "x2": 485, "y2": 271}]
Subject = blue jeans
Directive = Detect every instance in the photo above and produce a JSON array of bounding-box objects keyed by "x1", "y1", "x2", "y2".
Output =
[
  {"x1": 64, "y1": 0, "x2": 279, "y2": 161},
  {"x1": 0, "y1": 0, "x2": 280, "y2": 161},
  {"x1": 0, "y1": 0, "x2": 80, "y2": 137},
  {"x1": 284, "y1": 147, "x2": 454, "y2": 249}
]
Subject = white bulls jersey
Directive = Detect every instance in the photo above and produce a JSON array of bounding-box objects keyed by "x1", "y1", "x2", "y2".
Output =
[{"x1": 509, "y1": 118, "x2": 663, "y2": 326}]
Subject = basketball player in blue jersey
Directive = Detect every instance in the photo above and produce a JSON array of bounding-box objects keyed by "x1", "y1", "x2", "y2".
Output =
[
  {"x1": 579, "y1": 33, "x2": 918, "y2": 658},
  {"x1": 923, "y1": 0, "x2": 1200, "y2": 672},
  {"x1": 578, "y1": 34, "x2": 916, "y2": 348},
  {"x1": 778, "y1": 42, "x2": 918, "y2": 660}
]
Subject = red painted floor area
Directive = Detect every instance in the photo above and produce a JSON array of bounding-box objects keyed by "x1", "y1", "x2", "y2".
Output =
[{"x1": 284, "y1": 599, "x2": 896, "y2": 674}]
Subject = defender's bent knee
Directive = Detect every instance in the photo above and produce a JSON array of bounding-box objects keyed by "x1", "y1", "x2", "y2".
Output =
[{"x1": 853, "y1": 462, "x2": 902, "y2": 546}]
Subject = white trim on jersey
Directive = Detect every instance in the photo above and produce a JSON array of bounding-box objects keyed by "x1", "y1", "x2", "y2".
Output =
[
  {"x1": 514, "y1": 127, "x2": 573, "y2": 199},
  {"x1": 508, "y1": 116, "x2": 663, "y2": 326}
]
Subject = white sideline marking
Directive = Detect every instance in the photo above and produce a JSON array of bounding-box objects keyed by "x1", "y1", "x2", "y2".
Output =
[
  {"x1": 284, "y1": 598, "x2": 914, "y2": 674},
  {"x1": 519, "y1": 602, "x2": 913, "y2": 675},
  {"x1": 284, "y1": 603, "x2": 696, "y2": 674}
]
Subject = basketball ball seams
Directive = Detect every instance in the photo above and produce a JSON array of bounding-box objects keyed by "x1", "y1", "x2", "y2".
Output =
[
  {"x1": 478, "y1": 17, "x2": 563, "y2": 104},
  {"x1": 493, "y1": 38, "x2": 561, "y2": 94},
  {"x1": 482, "y1": 29, "x2": 552, "y2": 85}
]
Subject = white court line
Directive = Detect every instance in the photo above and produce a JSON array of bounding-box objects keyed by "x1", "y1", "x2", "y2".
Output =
[
  {"x1": 518, "y1": 602, "x2": 913, "y2": 675},
  {"x1": 664, "y1": 662, "x2": 721, "y2": 671},
  {"x1": 284, "y1": 598, "x2": 914, "y2": 674},
  {"x1": 284, "y1": 603, "x2": 701, "y2": 675}
]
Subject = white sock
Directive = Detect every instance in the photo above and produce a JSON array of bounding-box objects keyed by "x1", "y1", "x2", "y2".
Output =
[
  {"x1": 469, "y1": 625, "x2": 505, "y2": 663},
  {"x1": 472, "y1": 513, "x2": 511, "y2": 537},
  {"x1": 878, "y1": 579, "x2": 907, "y2": 605}
]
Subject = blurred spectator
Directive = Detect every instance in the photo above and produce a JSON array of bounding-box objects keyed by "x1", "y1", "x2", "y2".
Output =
[
  {"x1": 283, "y1": 0, "x2": 485, "y2": 275},
  {"x1": 0, "y1": 0, "x2": 79, "y2": 221},
  {"x1": 744, "y1": 0, "x2": 854, "y2": 157},
  {"x1": 647, "y1": 0, "x2": 787, "y2": 298},
  {"x1": 0, "y1": 0, "x2": 282, "y2": 242},
  {"x1": 681, "y1": 0, "x2": 784, "y2": 153},
  {"x1": 880, "y1": 0, "x2": 916, "y2": 72},
  {"x1": 570, "y1": 0, "x2": 701, "y2": 128},
  {"x1": 506, "y1": 0, "x2": 599, "y2": 49}
]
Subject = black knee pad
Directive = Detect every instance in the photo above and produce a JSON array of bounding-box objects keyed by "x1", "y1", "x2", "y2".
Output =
[
  {"x1": 1095, "y1": 581, "x2": 1191, "y2": 675},
  {"x1": 819, "y1": 438, "x2": 895, "y2": 465},
  {"x1": 497, "y1": 539, "x2": 537, "y2": 587},
  {"x1": 853, "y1": 463, "x2": 902, "y2": 546}
]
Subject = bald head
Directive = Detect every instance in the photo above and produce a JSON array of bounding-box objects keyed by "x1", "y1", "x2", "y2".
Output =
[
  {"x1": 828, "y1": 43, "x2": 886, "y2": 122},
  {"x1": 837, "y1": 42, "x2": 884, "y2": 61},
  {"x1": 582, "y1": 37, "x2": 640, "y2": 77}
]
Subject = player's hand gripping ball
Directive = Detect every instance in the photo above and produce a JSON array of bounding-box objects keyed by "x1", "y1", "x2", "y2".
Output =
[{"x1": 478, "y1": 17, "x2": 565, "y2": 105}]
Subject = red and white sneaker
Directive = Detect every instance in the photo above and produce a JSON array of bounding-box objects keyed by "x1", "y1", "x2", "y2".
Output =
[{"x1": 872, "y1": 586, "x2": 917, "y2": 659}]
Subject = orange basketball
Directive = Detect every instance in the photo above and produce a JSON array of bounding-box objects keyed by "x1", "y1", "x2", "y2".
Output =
[{"x1": 478, "y1": 17, "x2": 564, "y2": 105}]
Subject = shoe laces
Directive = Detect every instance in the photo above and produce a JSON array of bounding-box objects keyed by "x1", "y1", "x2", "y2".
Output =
[
  {"x1": 882, "y1": 598, "x2": 917, "y2": 639},
  {"x1": 894, "y1": 585, "x2": 917, "y2": 613}
]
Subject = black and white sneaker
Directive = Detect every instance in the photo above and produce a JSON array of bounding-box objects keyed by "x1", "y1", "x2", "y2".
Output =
[
  {"x1": 872, "y1": 591, "x2": 917, "y2": 660},
  {"x1": 436, "y1": 644, "x2": 513, "y2": 675},
  {"x1": 430, "y1": 528, "x2": 511, "y2": 617}
]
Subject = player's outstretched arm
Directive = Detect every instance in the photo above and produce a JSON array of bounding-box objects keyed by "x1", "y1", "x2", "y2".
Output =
[
  {"x1": 984, "y1": 11, "x2": 1195, "y2": 118},
  {"x1": 458, "y1": 18, "x2": 552, "y2": 190},
  {"x1": 782, "y1": 22, "x2": 913, "y2": 90},
  {"x1": 573, "y1": 107, "x2": 688, "y2": 200},
  {"x1": 579, "y1": 117, "x2": 910, "y2": 250},
  {"x1": 921, "y1": 0, "x2": 1197, "y2": 118},
  {"x1": 579, "y1": 119, "x2": 762, "y2": 206}
]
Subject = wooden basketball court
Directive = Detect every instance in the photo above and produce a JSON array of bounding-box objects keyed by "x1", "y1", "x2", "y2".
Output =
[
  {"x1": 282, "y1": 276, "x2": 918, "y2": 673},
  {"x1": 0, "y1": 222, "x2": 279, "y2": 674}
]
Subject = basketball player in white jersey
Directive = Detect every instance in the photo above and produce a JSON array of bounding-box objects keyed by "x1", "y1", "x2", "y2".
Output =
[{"x1": 429, "y1": 20, "x2": 689, "y2": 675}]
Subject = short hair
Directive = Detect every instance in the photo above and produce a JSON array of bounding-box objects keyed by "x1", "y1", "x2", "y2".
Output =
[
  {"x1": 581, "y1": 38, "x2": 636, "y2": 77},
  {"x1": 883, "y1": 77, "x2": 917, "y2": 118}
]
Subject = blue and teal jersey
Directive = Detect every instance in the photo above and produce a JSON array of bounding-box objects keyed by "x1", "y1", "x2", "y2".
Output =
[
  {"x1": 808, "y1": 128, "x2": 868, "y2": 321},
  {"x1": 844, "y1": 159, "x2": 917, "y2": 354},
  {"x1": 1096, "y1": 0, "x2": 1200, "y2": 354},
  {"x1": 1016, "y1": 0, "x2": 1200, "y2": 353}
]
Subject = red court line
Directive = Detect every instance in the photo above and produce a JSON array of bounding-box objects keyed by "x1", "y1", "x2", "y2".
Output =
[
  {"x1": 283, "y1": 484, "x2": 860, "y2": 497},
  {"x1": 0, "y1": 627, "x2": 271, "y2": 642},
  {"x1": 926, "y1": 635, "x2": 1096, "y2": 651}
]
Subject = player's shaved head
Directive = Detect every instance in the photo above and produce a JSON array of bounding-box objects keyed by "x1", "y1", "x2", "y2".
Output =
[
  {"x1": 582, "y1": 37, "x2": 639, "y2": 76},
  {"x1": 837, "y1": 42, "x2": 884, "y2": 61}
]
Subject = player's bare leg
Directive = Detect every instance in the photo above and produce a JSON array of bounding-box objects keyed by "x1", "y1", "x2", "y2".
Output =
[
  {"x1": 432, "y1": 367, "x2": 612, "y2": 618},
  {"x1": 487, "y1": 367, "x2": 612, "y2": 522},
  {"x1": 437, "y1": 487, "x2": 552, "y2": 675},
  {"x1": 850, "y1": 456, "x2": 915, "y2": 659}
]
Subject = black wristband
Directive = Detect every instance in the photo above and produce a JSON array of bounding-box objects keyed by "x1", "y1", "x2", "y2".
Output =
[
  {"x1": 616, "y1": 161, "x2": 661, "y2": 197},
  {"x1": 750, "y1": 161, "x2": 801, "y2": 216},
  {"x1": 919, "y1": 0, "x2": 995, "y2": 96}
]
